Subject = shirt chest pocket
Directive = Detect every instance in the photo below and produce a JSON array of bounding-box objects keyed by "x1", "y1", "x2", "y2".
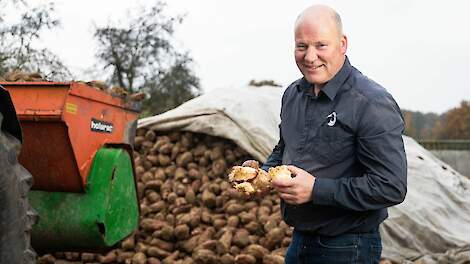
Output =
[{"x1": 311, "y1": 126, "x2": 355, "y2": 165}]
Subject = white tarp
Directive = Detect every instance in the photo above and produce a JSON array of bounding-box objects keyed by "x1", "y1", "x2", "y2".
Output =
[
  {"x1": 139, "y1": 86, "x2": 284, "y2": 162},
  {"x1": 138, "y1": 86, "x2": 470, "y2": 263}
]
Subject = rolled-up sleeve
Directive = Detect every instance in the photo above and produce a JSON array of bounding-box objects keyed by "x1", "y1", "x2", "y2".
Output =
[{"x1": 313, "y1": 94, "x2": 407, "y2": 211}]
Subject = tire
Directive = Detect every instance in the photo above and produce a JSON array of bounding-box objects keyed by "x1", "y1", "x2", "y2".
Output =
[{"x1": 0, "y1": 113, "x2": 37, "y2": 263}]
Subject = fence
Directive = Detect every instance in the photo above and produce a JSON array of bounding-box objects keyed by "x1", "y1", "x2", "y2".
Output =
[
  {"x1": 418, "y1": 140, "x2": 470, "y2": 177},
  {"x1": 418, "y1": 140, "x2": 470, "y2": 151}
]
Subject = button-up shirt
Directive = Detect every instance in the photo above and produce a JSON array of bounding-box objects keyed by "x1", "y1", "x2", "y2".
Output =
[{"x1": 262, "y1": 57, "x2": 407, "y2": 236}]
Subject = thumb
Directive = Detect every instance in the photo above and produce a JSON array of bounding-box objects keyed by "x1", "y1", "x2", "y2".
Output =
[{"x1": 286, "y1": 165, "x2": 301, "y2": 175}]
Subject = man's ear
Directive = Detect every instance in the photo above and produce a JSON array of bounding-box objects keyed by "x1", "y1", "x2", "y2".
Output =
[{"x1": 340, "y1": 35, "x2": 348, "y2": 54}]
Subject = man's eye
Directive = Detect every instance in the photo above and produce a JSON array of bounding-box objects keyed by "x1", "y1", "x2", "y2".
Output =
[
  {"x1": 317, "y1": 43, "x2": 327, "y2": 48},
  {"x1": 296, "y1": 44, "x2": 307, "y2": 50}
]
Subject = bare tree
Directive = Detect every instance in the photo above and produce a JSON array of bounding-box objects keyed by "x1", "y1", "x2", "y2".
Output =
[{"x1": 0, "y1": 1, "x2": 71, "y2": 80}]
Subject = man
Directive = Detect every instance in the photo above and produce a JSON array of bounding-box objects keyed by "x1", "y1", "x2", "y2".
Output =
[{"x1": 261, "y1": 5, "x2": 407, "y2": 264}]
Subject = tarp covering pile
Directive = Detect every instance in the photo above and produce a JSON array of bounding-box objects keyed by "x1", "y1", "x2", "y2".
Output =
[{"x1": 139, "y1": 86, "x2": 470, "y2": 263}]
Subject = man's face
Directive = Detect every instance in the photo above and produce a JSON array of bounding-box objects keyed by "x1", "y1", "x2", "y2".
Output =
[{"x1": 294, "y1": 18, "x2": 347, "y2": 87}]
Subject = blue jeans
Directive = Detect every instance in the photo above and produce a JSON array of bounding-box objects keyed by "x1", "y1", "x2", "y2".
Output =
[{"x1": 285, "y1": 228, "x2": 382, "y2": 264}]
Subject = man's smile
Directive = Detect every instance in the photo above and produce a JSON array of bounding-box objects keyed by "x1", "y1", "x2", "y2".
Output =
[{"x1": 304, "y1": 64, "x2": 325, "y2": 71}]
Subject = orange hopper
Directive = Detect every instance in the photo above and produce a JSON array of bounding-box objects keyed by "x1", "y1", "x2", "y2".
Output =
[{"x1": 2, "y1": 81, "x2": 139, "y2": 192}]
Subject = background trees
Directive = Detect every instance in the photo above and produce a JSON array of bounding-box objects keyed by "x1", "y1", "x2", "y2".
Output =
[
  {"x1": 403, "y1": 101, "x2": 470, "y2": 140},
  {"x1": 1, "y1": 1, "x2": 200, "y2": 116},
  {"x1": 434, "y1": 101, "x2": 470, "y2": 139},
  {"x1": 93, "y1": 2, "x2": 200, "y2": 115},
  {"x1": 0, "y1": 1, "x2": 71, "y2": 80},
  {"x1": 1, "y1": 1, "x2": 468, "y2": 129},
  {"x1": 402, "y1": 110, "x2": 441, "y2": 139}
]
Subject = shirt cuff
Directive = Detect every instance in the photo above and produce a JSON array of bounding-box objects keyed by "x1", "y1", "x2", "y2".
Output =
[{"x1": 312, "y1": 178, "x2": 337, "y2": 206}]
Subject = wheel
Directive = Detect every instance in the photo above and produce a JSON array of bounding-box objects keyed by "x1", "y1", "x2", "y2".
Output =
[{"x1": 0, "y1": 90, "x2": 37, "y2": 263}]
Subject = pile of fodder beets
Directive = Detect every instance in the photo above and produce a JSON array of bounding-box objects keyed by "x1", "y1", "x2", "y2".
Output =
[{"x1": 38, "y1": 129, "x2": 291, "y2": 264}]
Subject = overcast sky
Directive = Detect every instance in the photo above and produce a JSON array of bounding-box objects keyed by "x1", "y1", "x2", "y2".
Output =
[{"x1": 33, "y1": 0, "x2": 470, "y2": 113}]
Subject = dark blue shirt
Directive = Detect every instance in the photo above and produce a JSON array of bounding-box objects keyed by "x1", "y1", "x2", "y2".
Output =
[{"x1": 262, "y1": 57, "x2": 407, "y2": 236}]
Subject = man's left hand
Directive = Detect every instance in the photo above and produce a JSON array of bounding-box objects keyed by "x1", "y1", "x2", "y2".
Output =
[{"x1": 271, "y1": 165, "x2": 315, "y2": 204}]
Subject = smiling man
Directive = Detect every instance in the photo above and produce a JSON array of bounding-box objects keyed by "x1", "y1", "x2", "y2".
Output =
[
  {"x1": 294, "y1": 6, "x2": 346, "y2": 96},
  {"x1": 261, "y1": 5, "x2": 407, "y2": 264}
]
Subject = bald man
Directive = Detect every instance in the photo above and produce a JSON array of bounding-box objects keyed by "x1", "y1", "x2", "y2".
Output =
[{"x1": 261, "y1": 5, "x2": 407, "y2": 264}]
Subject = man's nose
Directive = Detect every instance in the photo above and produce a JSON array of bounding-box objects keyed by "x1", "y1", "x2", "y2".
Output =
[{"x1": 304, "y1": 46, "x2": 317, "y2": 64}]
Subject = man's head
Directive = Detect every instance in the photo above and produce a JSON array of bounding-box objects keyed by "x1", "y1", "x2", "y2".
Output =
[{"x1": 294, "y1": 5, "x2": 347, "y2": 90}]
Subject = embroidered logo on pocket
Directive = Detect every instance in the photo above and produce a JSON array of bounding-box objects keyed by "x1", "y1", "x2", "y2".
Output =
[{"x1": 327, "y1": 112, "x2": 337, "y2": 127}]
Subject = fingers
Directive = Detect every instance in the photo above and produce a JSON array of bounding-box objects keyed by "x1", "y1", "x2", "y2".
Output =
[
  {"x1": 279, "y1": 193, "x2": 297, "y2": 204},
  {"x1": 286, "y1": 165, "x2": 301, "y2": 174},
  {"x1": 275, "y1": 185, "x2": 296, "y2": 195},
  {"x1": 272, "y1": 178, "x2": 294, "y2": 188},
  {"x1": 286, "y1": 165, "x2": 315, "y2": 181}
]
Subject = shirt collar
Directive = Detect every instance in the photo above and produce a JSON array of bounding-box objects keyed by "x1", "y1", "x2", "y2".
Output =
[{"x1": 297, "y1": 56, "x2": 353, "y2": 101}]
